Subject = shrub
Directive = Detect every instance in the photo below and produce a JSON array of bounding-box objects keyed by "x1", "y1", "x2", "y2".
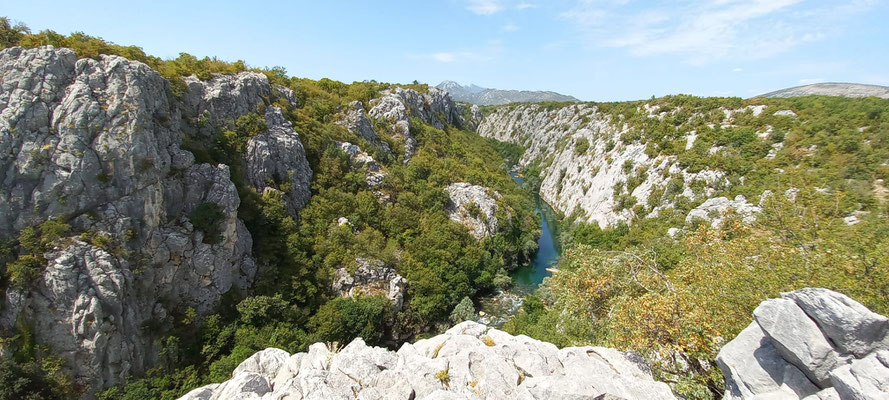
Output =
[
  {"x1": 189, "y1": 202, "x2": 225, "y2": 244},
  {"x1": 449, "y1": 296, "x2": 475, "y2": 323},
  {"x1": 574, "y1": 138, "x2": 590, "y2": 155},
  {"x1": 6, "y1": 255, "x2": 46, "y2": 288}
]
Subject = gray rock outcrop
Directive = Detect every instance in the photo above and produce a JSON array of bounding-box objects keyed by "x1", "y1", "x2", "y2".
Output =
[
  {"x1": 368, "y1": 87, "x2": 463, "y2": 162},
  {"x1": 179, "y1": 321, "x2": 677, "y2": 400},
  {"x1": 336, "y1": 141, "x2": 387, "y2": 189},
  {"x1": 685, "y1": 195, "x2": 762, "y2": 227},
  {"x1": 445, "y1": 183, "x2": 503, "y2": 240},
  {"x1": 246, "y1": 106, "x2": 312, "y2": 216},
  {"x1": 332, "y1": 258, "x2": 406, "y2": 311},
  {"x1": 335, "y1": 100, "x2": 392, "y2": 156},
  {"x1": 182, "y1": 71, "x2": 270, "y2": 133},
  {"x1": 0, "y1": 46, "x2": 309, "y2": 393},
  {"x1": 717, "y1": 288, "x2": 889, "y2": 399}
]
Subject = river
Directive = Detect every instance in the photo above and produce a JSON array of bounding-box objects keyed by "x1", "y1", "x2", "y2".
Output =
[
  {"x1": 476, "y1": 171, "x2": 562, "y2": 326},
  {"x1": 508, "y1": 172, "x2": 561, "y2": 293}
]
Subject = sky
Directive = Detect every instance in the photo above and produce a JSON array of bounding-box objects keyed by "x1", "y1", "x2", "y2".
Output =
[{"x1": 4, "y1": 0, "x2": 889, "y2": 101}]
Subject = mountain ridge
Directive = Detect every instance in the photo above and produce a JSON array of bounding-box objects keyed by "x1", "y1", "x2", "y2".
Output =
[
  {"x1": 757, "y1": 82, "x2": 889, "y2": 99},
  {"x1": 436, "y1": 80, "x2": 579, "y2": 105}
]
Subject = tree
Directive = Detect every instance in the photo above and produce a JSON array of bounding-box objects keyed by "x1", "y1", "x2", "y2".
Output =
[
  {"x1": 449, "y1": 296, "x2": 475, "y2": 323},
  {"x1": 0, "y1": 17, "x2": 29, "y2": 49}
]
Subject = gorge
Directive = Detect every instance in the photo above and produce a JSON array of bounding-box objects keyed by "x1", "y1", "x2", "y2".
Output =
[{"x1": 2, "y1": 18, "x2": 889, "y2": 400}]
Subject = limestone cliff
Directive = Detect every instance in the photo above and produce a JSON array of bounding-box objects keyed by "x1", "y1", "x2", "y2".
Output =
[
  {"x1": 0, "y1": 45, "x2": 311, "y2": 392},
  {"x1": 477, "y1": 103, "x2": 768, "y2": 228}
]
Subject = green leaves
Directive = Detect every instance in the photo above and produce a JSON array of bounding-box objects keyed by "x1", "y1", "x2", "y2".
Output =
[{"x1": 188, "y1": 202, "x2": 225, "y2": 244}]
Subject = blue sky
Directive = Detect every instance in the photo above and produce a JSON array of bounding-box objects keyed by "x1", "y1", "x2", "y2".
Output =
[{"x1": 5, "y1": 0, "x2": 888, "y2": 101}]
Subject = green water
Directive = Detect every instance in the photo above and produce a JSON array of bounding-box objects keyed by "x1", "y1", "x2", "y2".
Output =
[{"x1": 509, "y1": 173, "x2": 561, "y2": 293}]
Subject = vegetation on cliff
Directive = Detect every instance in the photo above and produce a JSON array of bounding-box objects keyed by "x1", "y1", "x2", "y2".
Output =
[
  {"x1": 0, "y1": 18, "x2": 537, "y2": 399},
  {"x1": 500, "y1": 93, "x2": 889, "y2": 398}
]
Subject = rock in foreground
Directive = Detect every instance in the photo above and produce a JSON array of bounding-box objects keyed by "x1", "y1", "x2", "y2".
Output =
[
  {"x1": 717, "y1": 288, "x2": 889, "y2": 399},
  {"x1": 180, "y1": 321, "x2": 676, "y2": 400}
]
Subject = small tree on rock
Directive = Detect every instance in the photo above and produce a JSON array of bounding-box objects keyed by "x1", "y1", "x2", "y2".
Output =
[{"x1": 450, "y1": 296, "x2": 475, "y2": 323}]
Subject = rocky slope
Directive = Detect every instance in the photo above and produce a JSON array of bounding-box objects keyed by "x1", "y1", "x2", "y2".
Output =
[
  {"x1": 0, "y1": 46, "x2": 309, "y2": 392},
  {"x1": 758, "y1": 83, "x2": 889, "y2": 99},
  {"x1": 717, "y1": 288, "x2": 889, "y2": 399},
  {"x1": 437, "y1": 81, "x2": 579, "y2": 106},
  {"x1": 478, "y1": 103, "x2": 751, "y2": 227},
  {"x1": 179, "y1": 321, "x2": 677, "y2": 400}
]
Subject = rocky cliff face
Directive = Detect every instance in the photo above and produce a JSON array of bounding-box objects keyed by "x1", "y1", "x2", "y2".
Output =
[
  {"x1": 246, "y1": 106, "x2": 312, "y2": 216},
  {"x1": 0, "y1": 46, "x2": 310, "y2": 392},
  {"x1": 478, "y1": 104, "x2": 742, "y2": 227},
  {"x1": 717, "y1": 288, "x2": 889, "y2": 399},
  {"x1": 445, "y1": 183, "x2": 504, "y2": 240},
  {"x1": 367, "y1": 87, "x2": 464, "y2": 162},
  {"x1": 179, "y1": 321, "x2": 677, "y2": 400}
]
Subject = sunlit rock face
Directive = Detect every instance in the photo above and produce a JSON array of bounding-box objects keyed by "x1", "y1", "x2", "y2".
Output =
[
  {"x1": 179, "y1": 321, "x2": 678, "y2": 400},
  {"x1": 717, "y1": 288, "x2": 889, "y2": 400},
  {"x1": 0, "y1": 46, "x2": 311, "y2": 393}
]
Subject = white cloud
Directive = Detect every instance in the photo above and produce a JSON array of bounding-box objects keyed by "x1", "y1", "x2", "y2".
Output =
[
  {"x1": 733, "y1": 68, "x2": 743, "y2": 72},
  {"x1": 431, "y1": 52, "x2": 458, "y2": 62},
  {"x1": 798, "y1": 78, "x2": 825, "y2": 85},
  {"x1": 503, "y1": 23, "x2": 519, "y2": 32},
  {"x1": 413, "y1": 41, "x2": 505, "y2": 64},
  {"x1": 467, "y1": 0, "x2": 503, "y2": 15},
  {"x1": 561, "y1": 0, "x2": 877, "y2": 64},
  {"x1": 517, "y1": 2, "x2": 537, "y2": 9}
]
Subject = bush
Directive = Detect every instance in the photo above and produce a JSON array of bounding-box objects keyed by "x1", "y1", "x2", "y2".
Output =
[
  {"x1": 236, "y1": 295, "x2": 289, "y2": 326},
  {"x1": 0, "y1": 357, "x2": 74, "y2": 400},
  {"x1": 6, "y1": 255, "x2": 46, "y2": 288},
  {"x1": 309, "y1": 296, "x2": 389, "y2": 345},
  {"x1": 189, "y1": 202, "x2": 225, "y2": 244},
  {"x1": 574, "y1": 138, "x2": 590, "y2": 155},
  {"x1": 449, "y1": 296, "x2": 475, "y2": 323}
]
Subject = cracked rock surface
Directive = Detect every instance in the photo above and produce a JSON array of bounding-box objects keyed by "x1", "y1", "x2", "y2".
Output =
[
  {"x1": 717, "y1": 288, "x2": 889, "y2": 399},
  {"x1": 179, "y1": 321, "x2": 677, "y2": 400}
]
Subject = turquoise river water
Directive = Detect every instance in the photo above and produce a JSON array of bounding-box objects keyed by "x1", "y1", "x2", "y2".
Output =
[{"x1": 508, "y1": 172, "x2": 561, "y2": 293}]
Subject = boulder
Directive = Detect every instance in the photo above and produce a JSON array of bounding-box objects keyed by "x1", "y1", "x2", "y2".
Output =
[
  {"x1": 830, "y1": 350, "x2": 889, "y2": 399},
  {"x1": 685, "y1": 195, "x2": 762, "y2": 227},
  {"x1": 753, "y1": 298, "x2": 843, "y2": 387},
  {"x1": 717, "y1": 288, "x2": 889, "y2": 399},
  {"x1": 784, "y1": 288, "x2": 889, "y2": 358},
  {"x1": 332, "y1": 258, "x2": 407, "y2": 311}
]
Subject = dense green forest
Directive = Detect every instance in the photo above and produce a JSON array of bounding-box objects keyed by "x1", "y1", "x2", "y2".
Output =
[
  {"x1": 501, "y1": 94, "x2": 889, "y2": 398},
  {"x1": 0, "y1": 19, "x2": 538, "y2": 399}
]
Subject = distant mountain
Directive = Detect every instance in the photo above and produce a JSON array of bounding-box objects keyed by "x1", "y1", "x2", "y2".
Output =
[
  {"x1": 757, "y1": 82, "x2": 889, "y2": 99},
  {"x1": 436, "y1": 80, "x2": 579, "y2": 105}
]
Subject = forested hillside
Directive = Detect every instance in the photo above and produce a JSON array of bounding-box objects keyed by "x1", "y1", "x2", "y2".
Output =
[{"x1": 0, "y1": 19, "x2": 537, "y2": 399}]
